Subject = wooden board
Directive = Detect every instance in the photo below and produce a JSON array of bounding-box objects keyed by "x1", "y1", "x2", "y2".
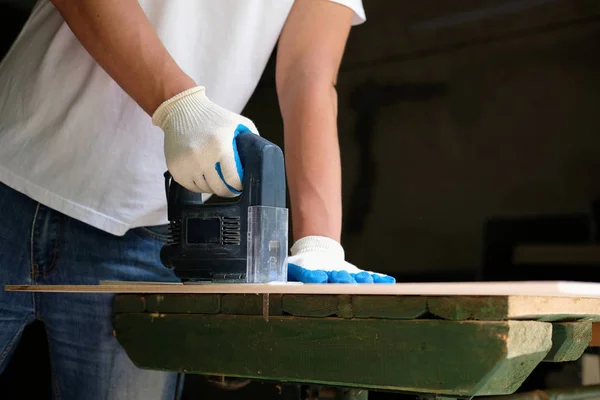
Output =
[
  {"x1": 6, "y1": 280, "x2": 600, "y2": 298},
  {"x1": 427, "y1": 296, "x2": 600, "y2": 322},
  {"x1": 543, "y1": 322, "x2": 592, "y2": 362},
  {"x1": 113, "y1": 293, "x2": 600, "y2": 323},
  {"x1": 113, "y1": 315, "x2": 552, "y2": 396},
  {"x1": 113, "y1": 294, "x2": 429, "y2": 320},
  {"x1": 280, "y1": 295, "x2": 428, "y2": 319},
  {"x1": 221, "y1": 294, "x2": 283, "y2": 316}
]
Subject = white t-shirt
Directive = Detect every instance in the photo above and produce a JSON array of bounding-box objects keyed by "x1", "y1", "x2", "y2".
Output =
[{"x1": 0, "y1": 0, "x2": 365, "y2": 236}]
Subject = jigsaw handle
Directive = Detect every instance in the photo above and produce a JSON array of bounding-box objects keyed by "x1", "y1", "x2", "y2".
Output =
[
  {"x1": 164, "y1": 133, "x2": 286, "y2": 220},
  {"x1": 235, "y1": 132, "x2": 286, "y2": 208}
]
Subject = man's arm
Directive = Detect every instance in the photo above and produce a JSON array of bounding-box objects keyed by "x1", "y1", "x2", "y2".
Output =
[
  {"x1": 276, "y1": 0, "x2": 355, "y2": 243},
  {"x1": 50, "y1": 0, "x2": 195, "y2": 115},
  {"x1": 50, "y1": 0, "x2": 260, "y2": 197}
]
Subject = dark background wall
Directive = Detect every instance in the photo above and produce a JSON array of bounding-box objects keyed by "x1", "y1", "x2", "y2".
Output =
[
  {"x1": 1, "y1": 0, "x2": 599, "y2": 398},
  {"x1": 244, "y1": 0, "x2": 600, "y2": 281}
]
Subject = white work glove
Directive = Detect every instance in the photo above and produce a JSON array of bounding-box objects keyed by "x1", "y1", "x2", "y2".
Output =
[
  {"x1": 152, "y1": 86, "x2": 258, "y2": 197},
  {"x1": 287, "y1": 236, "x2": 395, "y2": 284}
]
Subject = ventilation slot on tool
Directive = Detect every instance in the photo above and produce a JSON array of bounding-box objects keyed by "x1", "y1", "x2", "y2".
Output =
[
  {"x1": 222, "y1": 216, "x2": 241, "y2": 245},
  {"x1": 168, "y1": 220, "x2": 182, "y2": 245}
]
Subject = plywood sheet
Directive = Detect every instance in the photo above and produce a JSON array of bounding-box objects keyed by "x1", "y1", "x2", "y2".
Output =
[{"x1": 5, "y1": 280, "x2": 600, "y2": 298}]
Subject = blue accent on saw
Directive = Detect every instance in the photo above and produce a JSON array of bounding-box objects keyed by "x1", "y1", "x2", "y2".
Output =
[{"x1": 214, "y1": 124, "x2": 254, "y2": 195}]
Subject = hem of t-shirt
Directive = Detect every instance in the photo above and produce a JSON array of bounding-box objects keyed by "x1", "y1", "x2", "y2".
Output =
[{"x1": 0, "y1": 165, "x2": 131, "y2": 236}]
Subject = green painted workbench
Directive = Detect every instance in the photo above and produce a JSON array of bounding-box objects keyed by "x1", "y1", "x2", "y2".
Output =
[{"x1": 111, "y1": 291, "x2": 600, "y2": 399}]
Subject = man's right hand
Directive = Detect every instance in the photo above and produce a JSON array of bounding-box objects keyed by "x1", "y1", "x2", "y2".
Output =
[{"x1": 152, "y1": 86, "x2": 259, "y2": 197}]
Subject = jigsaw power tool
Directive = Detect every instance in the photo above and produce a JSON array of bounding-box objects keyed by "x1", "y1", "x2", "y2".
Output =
[{"x1": 160, "y1": 133, "x2": 289, "y2": 283}]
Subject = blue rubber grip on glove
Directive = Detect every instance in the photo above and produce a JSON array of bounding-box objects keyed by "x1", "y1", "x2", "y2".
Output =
[
  {"x1": 214, "y1": 124, "x2": 253, "y2": 195},
  {"x1": 288, "y1": 263, "x2": 396, "y2": 284}
]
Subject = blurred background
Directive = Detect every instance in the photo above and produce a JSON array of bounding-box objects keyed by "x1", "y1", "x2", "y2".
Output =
[{"x1": 1, "y1": 0, "x2": 600, "y2": 398}]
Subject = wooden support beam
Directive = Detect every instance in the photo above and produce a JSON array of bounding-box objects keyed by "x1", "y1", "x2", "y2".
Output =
[
  {"x1": 114, "y1": 294, "x2": 600, "y2": 322},
  {"x1": 221, "y1": 294, "x2": 283, "y2": 316},
  {"x1": 281, "y1": 295, "x2": 427, "y2": 319},
  {"x1": 543, "y1": 322, "x2": 592, "y2": 362},
  {"x1": 352, "y1": 296, "x2": 427, "y2": 319},
  {"x1": 113, "y1": 294, "x2": 429, "y2": 319},
  {"x1": 113, "y1": 314, "x2": 552, "y2": 397},
  {"x1": 427, "y1": 296, "x2": 600, "y2": 322}
]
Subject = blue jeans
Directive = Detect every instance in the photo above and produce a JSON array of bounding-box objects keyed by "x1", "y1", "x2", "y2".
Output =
[{"x1": 0, "y1": 182, "x2": 184, "y2": 399}]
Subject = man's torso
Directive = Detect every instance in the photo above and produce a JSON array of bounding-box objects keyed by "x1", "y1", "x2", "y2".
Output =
[{"x1": 0, "y1": 0, "x2": 294, "y2": 235}]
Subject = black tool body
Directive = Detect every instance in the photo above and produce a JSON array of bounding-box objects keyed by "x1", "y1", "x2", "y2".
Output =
[{"x1": 160, "y1": 133, "x2": 286, "y2": 282}]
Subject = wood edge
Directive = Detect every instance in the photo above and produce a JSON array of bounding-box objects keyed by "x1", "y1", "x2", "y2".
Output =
[
  {"x1": 6, "y1": 281, "x2": 600, "y2": 298},
  {"x1": 426, "y1": 296, "x2": 510, "y2": 320},
  {"x1": 508, "y1": 296, "x2": 600, "y2": 321},
  {"x1": 115, "y1": 293, "x2": 429, "y2": 319},
  {"x1": 474, "y1": 321, "x2": 552, "y2": 395},
  {"x1": 543, "y1": 321, "x2": 592, "y2": 362},
  {"x1": 506, "y1": 321, "x2": 552, "y2": 358},
  {"x1": 351, "y1": 296, "x2": 428, "y2": 319}
]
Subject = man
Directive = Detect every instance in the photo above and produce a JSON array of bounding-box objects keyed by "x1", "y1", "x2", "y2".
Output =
[{"x1": 0, "y1": 0, "x2": 394, "y2": 398}]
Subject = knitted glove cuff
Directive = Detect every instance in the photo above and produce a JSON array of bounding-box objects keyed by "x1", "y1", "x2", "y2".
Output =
[
  {"x1": 290, "y1": 236, "x2": 345, "y2": 259},
  {"x1": 152, "y1": 86, "x2": 218, "y2": 132}
]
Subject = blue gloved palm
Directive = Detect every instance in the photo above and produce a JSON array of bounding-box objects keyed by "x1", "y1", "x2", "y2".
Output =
[{"x1": 287, "y1": 236, "x2": 395, "y2": 284}]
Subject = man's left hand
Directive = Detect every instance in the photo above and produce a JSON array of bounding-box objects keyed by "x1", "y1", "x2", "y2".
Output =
[{"x1": 287, "y1": 236, "x2": 395, "y2": 284}]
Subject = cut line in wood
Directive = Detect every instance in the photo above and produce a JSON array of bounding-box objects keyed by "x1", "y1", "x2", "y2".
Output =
[{"x1": 4, "y1": 280, "x2": 600, "y2": 298}]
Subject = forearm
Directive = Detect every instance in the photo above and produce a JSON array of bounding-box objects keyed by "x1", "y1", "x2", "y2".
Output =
[
  {"x1": 50, "y1": 0, "x2": 195, "y2": 115},
  {"x1": 279, "y1": 78, "x2": 342, "y2": 242},
  {"x1": 273, "y1": 0, "x2": 353, "y2": 244}
]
